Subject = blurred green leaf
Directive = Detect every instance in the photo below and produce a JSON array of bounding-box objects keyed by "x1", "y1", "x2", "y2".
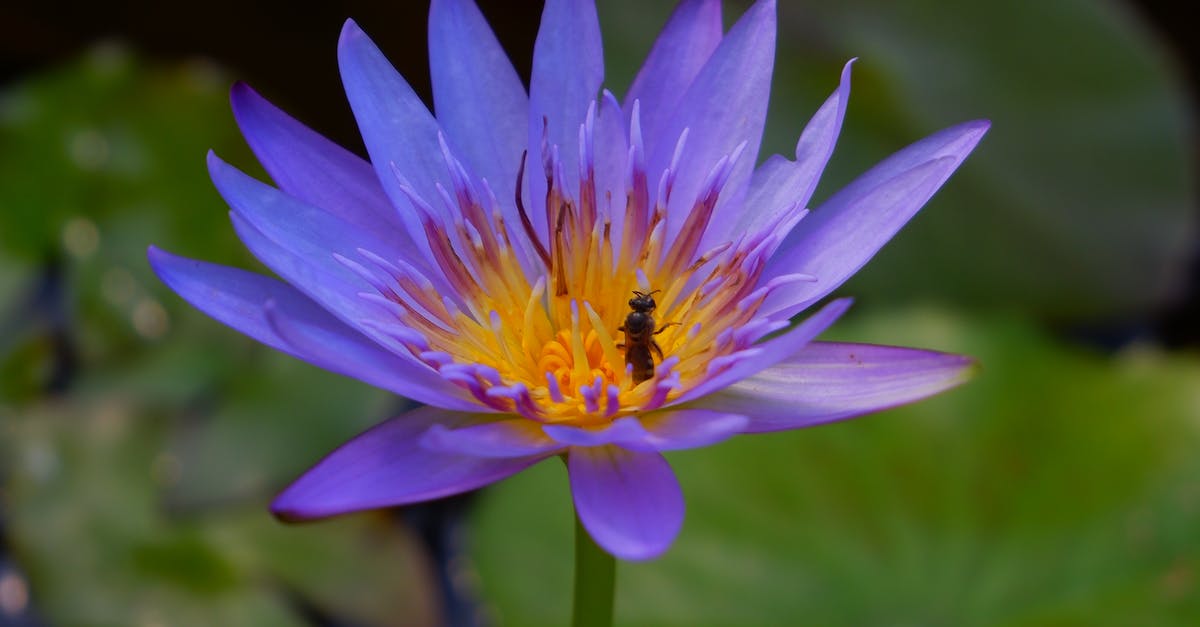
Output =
[
  {"x1": 600, "y1": 0, "x2": 1197, "y2": 321},
  {"x1": 0, "y1": 43, "x2": 249, "y2": 261},
  {"x1": 2, "y1": 391, "x2": 437, "y2": 627},
  {"x1": 471, "y1": 309, "x2": 1200, "y2": 625}
]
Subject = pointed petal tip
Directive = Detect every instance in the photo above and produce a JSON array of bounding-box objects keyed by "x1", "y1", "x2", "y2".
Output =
[
  {"x1": 269, "y1": 491, "x2": 338, "y2": 523},
  {"x1": 146, "y1": 245, "x2": 173, "y2": 283},
  {"x1": 337, "y1": 19, "x2": 370, "y2": 56},
  {"x1": 204, "y1": 149, "x2": 224, "y2": 173},
  {"x1": 205, "y1": 151, "x2": 243, "y2": 195},
  {"x1": 959, "y1": 354, "x2": 983, "y2": 381},
  {"x1": 955, "y1": 119, "x2": 992, "y2": 144},
  {"x1": 734, "y1": 0, "x2": 777, "y2": 32},
  {"x1": 340, "y1": 18, "x2": 363, "y2": 37},
  {"x1": 268, "y1": 500, "x2": 308, "y2": 523},
  {"x1": 228, "y1": 80, "x2": 255, "y2": 108}
]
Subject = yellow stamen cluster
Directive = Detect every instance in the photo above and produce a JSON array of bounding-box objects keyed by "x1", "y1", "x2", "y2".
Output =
[{"x1": 371, "y1": 141, "x2": 768, "y2": 426}]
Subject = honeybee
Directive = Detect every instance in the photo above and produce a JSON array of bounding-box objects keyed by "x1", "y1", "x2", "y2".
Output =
[{"x1": 617, "y1": 290, "x2": 676, "y2": 384}]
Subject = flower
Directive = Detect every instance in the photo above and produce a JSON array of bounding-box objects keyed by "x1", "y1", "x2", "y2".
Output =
[{"x1": 149, "y1": 0, "x2": 987, "y2": 561}]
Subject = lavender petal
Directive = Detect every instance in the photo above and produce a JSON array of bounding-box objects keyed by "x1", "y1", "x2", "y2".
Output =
[
  {"x1": 429, "y1": 0, "x2": 528, "y2": 208},
  {"x1": 696, "y1": 341, "x2": 978, "y2": 433},
  {"x1": 762, "y1": 120, "x2": 991, "y2": 319},
  {"x1": 273, "y1": 406, "x2": 548, "y2": 521},
  {"x1": 624, "y1": 0, "x2": 723, "y2": 148},
  {"x1": 229, "y1": 83, "x2": 411, "y2": 241},
  {"x1": 527, "y1": 0, "x2": 604, "y2": 232},
  {"x1": 420, "y1": 419, "x2": 563, "y2": 458},
  {"x1": 711, "y1": 60, "x2": 855, "y2": 249},
  {"x1": 568, "y1": 445, "x2": 684, "y2": 561},
  {"x1": 648, "y1": 0, "x2": 775, "y2": 248},
  {"x1": 672, "y1": 297, "x2": 852, "y2": 404}
]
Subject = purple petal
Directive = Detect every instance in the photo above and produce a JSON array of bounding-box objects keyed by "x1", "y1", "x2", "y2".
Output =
[
  {"x1": 226, "y1": 207, "x2": 438, "y2": 372},
  {"x1": 624, "y1": 0, "x2": 723, "y2": 147},
  {"x1": 762, "y1": 120, "x2": 991, "y2": 319},
  {"x1": 568, "y1": 445, "x2": 684, "y2": 561},
  {"x1": 543, "y1": 416, "x2": 650, "y2": 448},
  {"x1": 711, "y1": 60, "x2": 855, "y2": 248},
  {"x1": 148, "y1": 245, "x2": 339, "y2": 360},
  {"x1": 226, "y1": 210, "x2": 374, "y2": 331},
  {"x1": 420, "y1": 419, "x2": 562, "y2": 458},
  {"x1": 527, "y1": 0, "x2": 604, "y2": 233},
  {"x1": 649, "y1": 0, "x2": 775, "y2": 247},
  {"x1": 695, "y1": 341, "x2": 978, "y2": 433},
  {"x1": 594, "y1": 92, "x2": 629, "y2": 252},
  {"x1": 637, "y1": 409, "x2": 748, "y2": 450},
  {"x1": 148, "y1": 247, "x2": 479, "y2": 411},
  {"x1": 338, "y1": 20, "x2": 453, "y2": 264},
  {"x1": 207, "y1": 151, "x2": 429, "y2": 294},
  {"x1": 229, "y1": 83, "x2": 410, "y2": 241},
  {"x1": 428, "y1": 0, "x2": 528, "y2": 204},
  {"x1": 263, "y1": 300, "x2": 481, "y2": 412},
  {"x1": 543, "y1": 412, "x2": 746, "y2": 452},
  {"x1": 672, "y1": 297, "x2": 852, "y2": 405},
  {"x1": 273, "y1": 407, "x2": 549, "y2": 521}
]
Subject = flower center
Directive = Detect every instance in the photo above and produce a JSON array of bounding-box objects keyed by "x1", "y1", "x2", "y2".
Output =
[{"x1": 345, "y1": 107, "x2": 796, "y2": 425}]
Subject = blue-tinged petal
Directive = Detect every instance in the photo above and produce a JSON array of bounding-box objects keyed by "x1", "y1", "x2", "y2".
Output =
[
  {"x1": 594, "y1": 92, "x2": 629, "y2": 254},
  {"x1": 707, "y1": 60, "x2": 855, "y2": 249},
  {"x1": 273, "y1": 407, "x2": 548, "y2": 521},
  {"x1": 338, "y1": 20, "x2": 454, "y2": 261},
  {"x1": 543, "y1": 411, "x2": 746, "y2": 452},
  {"x1": 672, "y1": 297, "x2": 853, "y2": 405},
  {"x1": 208, "y1": 151, "x2": 453, "y2": 302},
  {"x1": 527, "y1": 0, "x2": 604, "y2": 233},
  {"x1": 420, "y1": 419, "x2": 562, "y2": 458},
  {"x1": 227, "y1": 211, "x2": 373, "y2": 329},
  {"x1": 695, "y1": 342, "x2": 977, "y2": 433},
  {"x1": 624, "y1": 0, "x2": 723, "y2": 147},
  {"x1": 543, "y1": 417, "x2": 649, "y2": 448},
  {"x1": 149, "y1": 246, "x2": 477, "y2": 410},
  {"x1": 263, "y1": 301, "x2": 482, "y2": 412},
  {"x1": 226, "y1": 207, "x2": 440, "y2": 378},
  {"x1": 229, "y1": 82, "x2": 411, "y2": 242},
  {"x1": 147, "y1": 246, "x2": 343, "y2": 361},
  {"x1": 428, "y1": 0, "x2": 528, "y2": 206},
  {"x1": 648, "y1": 0, "x2": 775, "y2": 248},
  {"x1": 568, "y1": 445, "x2": 683, "y2": 561},
  {"x1": 227, "y1": 211, "x2": 465, "y2": 405},
  {"x1": 636, "y1": 409, "x2": 748, "y2": 450},
  {"x1": 762, "y1": 120, "x2": 990, "y2": 319}
]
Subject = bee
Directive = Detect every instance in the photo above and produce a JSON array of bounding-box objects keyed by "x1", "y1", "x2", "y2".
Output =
[{"x1": 617, "y1": 290, "x2": 677, "y2": 384}]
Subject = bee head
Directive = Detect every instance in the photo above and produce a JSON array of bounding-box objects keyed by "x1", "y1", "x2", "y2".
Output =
[{"x1": 629, "y1": 290, "x2": 657, "y2": 313}]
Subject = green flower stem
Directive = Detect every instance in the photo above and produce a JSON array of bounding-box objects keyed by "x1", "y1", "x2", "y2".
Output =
[{"x1": 571, "y1": 513, "x2": 615, "y2": 627}]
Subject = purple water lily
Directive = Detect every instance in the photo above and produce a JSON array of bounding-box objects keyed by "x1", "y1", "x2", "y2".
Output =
[{"x1": 150, "y1": 0, "x2": 987, "y2": 561}]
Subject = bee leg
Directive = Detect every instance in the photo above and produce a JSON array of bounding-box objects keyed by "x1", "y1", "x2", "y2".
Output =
[
  {"x1": 653, "y1": 321, "x2": 681, "y2": 336},
  {"x1": 616, "y1": 342, "x2": 625, "y2": 350},
  {"x1": 651, "y1": 340, "x2": 664, "y2": 361}
]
